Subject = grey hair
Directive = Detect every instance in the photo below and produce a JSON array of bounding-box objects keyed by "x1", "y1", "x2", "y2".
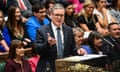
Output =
[
  {"x1": 72, "y1": 27, "x2": 84, "y2": 35},
  {"x1": 51, "y1": 3, "x2": 65, "y2": 14}
]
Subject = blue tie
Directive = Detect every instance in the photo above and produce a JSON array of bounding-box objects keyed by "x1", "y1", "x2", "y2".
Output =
[{"x1": 57, "y1": 28, "x2": 63, "y2": 58}]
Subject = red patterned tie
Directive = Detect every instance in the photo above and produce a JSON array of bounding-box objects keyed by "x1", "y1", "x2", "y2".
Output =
[
  {"x1": 3, "y1": 0, "x2": 6, "y2": 6},
  {"x1": 18, "y1": 0, "x2": 26, "y2": 10}
]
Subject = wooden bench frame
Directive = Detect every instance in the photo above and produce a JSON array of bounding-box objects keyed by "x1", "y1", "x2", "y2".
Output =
[{"x1": 0, "y1": 48, "x2": 33, "y2": 62}]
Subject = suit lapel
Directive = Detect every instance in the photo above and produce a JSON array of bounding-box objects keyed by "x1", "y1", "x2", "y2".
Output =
[
  {"x1": 23, "y1": 0, "x2": 27, "y2": 6},
  {"x1": 62, "y1": 25, "x2": 68, "y2": 54},
  {"x1": 47, "y1": 24, "x2": 55, "y2": 38},
  {"x1": 47, "y1": 24, "x2": 57, "y2": 57},
  {"x1": 47, "y1": 24, "x2": 68, "y2": 57}
]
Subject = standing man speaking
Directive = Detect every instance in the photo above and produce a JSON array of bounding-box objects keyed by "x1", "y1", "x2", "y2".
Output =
[{"x1": 34, "y1": 3, "x2": 86, "y2": 72}]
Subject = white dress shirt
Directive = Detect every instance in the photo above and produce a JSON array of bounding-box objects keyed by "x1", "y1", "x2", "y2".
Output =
[{"x1": 51, "y1": 23, "x2": 64, "y2": 50}]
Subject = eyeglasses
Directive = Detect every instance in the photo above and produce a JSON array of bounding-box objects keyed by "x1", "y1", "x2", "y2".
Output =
[
  {"x1": 38, "y1": 11, "x2": 46, "y2": 13},
  {"x1": 53, "y1": 14, "x2": 64, "y2": 17}
]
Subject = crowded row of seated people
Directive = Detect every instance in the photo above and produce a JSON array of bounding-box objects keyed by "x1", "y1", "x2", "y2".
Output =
[
  {"x1": 0, "y1": 0, "x2": 120, "y2": 72},
  {"x1": 0, "y1": 6, "x2": 31, "y2": 53},
  {"x1": 2, "y1": 23, "x2": 120, "y2": 72}
]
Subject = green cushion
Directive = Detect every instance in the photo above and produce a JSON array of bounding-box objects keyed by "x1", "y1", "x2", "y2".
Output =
[{"x1": 0, "y1": 62, "x2": 6, "y2": 72}]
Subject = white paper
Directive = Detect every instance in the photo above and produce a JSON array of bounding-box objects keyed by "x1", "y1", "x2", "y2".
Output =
[{"x1": 61, "y1": 54, "x2": 106, "y2": 62}]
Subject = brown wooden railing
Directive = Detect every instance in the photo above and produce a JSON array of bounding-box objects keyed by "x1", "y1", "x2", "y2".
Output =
[{"x1": 0, "y1": 48, "x2": 33, "y2": 62}]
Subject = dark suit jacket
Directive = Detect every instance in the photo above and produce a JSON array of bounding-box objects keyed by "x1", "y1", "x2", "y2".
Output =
[
  {"x1": 34, "y1": 24, "x2": 76, "y2": 72},
  {"x1": 29, "y1": 0, "x2": 47, "y2": 5},
  {"x1": 28, "y1": 0, "x2": 40, "y2": 5},
  {"x1": 103, "y1": 36, "x2": 120, "y2": 63},
  {"x1": 0, "y1": 0, "x2": 9, "y2": 16},
  {"x1": 8, "y1": 0, "x2": 32, "y2": 18}
]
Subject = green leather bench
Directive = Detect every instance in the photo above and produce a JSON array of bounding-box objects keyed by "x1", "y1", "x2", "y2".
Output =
[
  {"x1": 0, "y1": 62, "x2": 6, "y2": 72},
  {"x1": 0, "y1": 48, "x2": 33, "y2": 72}
]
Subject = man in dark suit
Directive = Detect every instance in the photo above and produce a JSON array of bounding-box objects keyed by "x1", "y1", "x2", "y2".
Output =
[
  {"x1": 103, "y1": 23, "x2": 120, "y2": 64},
  {"x1": 8, "y1": 0, "x2": 32, "y2": 18},
  {"x1": 34, "y1": 3, "x2": 86, "y2": 72},
  {"x1": 29, "y1": 0, "x2": 46, "y2": 5}
]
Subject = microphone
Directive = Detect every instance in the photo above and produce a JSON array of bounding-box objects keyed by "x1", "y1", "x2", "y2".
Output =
[{"x1": 100, "y1": 36, "x2": 114, "y2": 48}]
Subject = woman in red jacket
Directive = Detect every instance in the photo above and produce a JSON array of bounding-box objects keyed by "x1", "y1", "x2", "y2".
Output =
[{"x1": 4, "y1": 39, "x2": 32, "y2": 72}]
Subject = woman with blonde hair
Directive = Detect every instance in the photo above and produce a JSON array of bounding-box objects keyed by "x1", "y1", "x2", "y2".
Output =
[
  {"x1": 77, "y1": 0, "x2": 104, "y2": 34},
  {"x1": 73, "y1": 27, "x2": 91, "y2": 54}
]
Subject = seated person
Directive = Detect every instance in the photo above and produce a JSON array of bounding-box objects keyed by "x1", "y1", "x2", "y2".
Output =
[
  {"x1": 0, "y1": 33, "x2": 9, "y2": 52},
  {"x1": 8, "y1": 0, "x2": 32, "y2": 18},
  {"x1": 26, "y1": 4, "x2": 50, "y2": 42},
  {"x1": 4, "y1": 39, "x2": 32, "y2": 72},
  {"x1": 87, "y1": 31, "x2": 105, "y2": 54},
  {"x1": 93, "y1": 0, "x2": 116, "y2": 35},
  {"x1": 86, "y1": 31, "x2": 113, "y2": 69},
  {"x1": 72, "y1": 27, "x2": 88, "y2": 55},
  {"x1": 64, "y1": 1, "x2": 79, "y2": 28},
  {"x1": 45, "y1": 0, "x2": 56, "y2": 21},
  {"x1": 104, "y1": 23, "x2": 120, "y2": 64},
  {"x1": 109, "y1": 0, "x2": 120, "y2": 24},
  {"x1": 7, "y1": 6, "x2": 32, "y2": 48},
  {"x1": 0, "y1": 10, "x2": 10, "y2": 52},
  {"x1": 77, "y1": 0, "x2": 104, "y2": 34}
]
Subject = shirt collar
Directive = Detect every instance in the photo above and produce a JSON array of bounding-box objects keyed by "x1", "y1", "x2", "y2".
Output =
[{"x1": 51, "y1": 22, "x2": 62, "y2": 30}]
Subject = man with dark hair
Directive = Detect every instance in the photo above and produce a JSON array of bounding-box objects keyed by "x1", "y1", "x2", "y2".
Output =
[
  {"x1": 104, "y1": 22, "x2": 120, "y2": 64},
  {"x1": 25, "y1": 4, "x2": 50, "y2": 42},
  {"x1": 45, "y1": 0, "x2": 56, "y2": 21}
]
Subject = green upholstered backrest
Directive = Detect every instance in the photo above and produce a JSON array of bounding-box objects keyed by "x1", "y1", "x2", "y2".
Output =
[{"x1": 0, "y1": 62, "x2": 6, "y2": 72}]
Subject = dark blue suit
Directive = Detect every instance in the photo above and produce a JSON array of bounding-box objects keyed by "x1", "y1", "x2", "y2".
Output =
[
  {"x1": 34, "y1": 24, "x2": 76, "y2": 72},
  {"x1": 8, "y1": 0, "x2": 32, "y2": 18},
  {"x1": 103, "y1": 36, "x2": 120, "y2": 64}
]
